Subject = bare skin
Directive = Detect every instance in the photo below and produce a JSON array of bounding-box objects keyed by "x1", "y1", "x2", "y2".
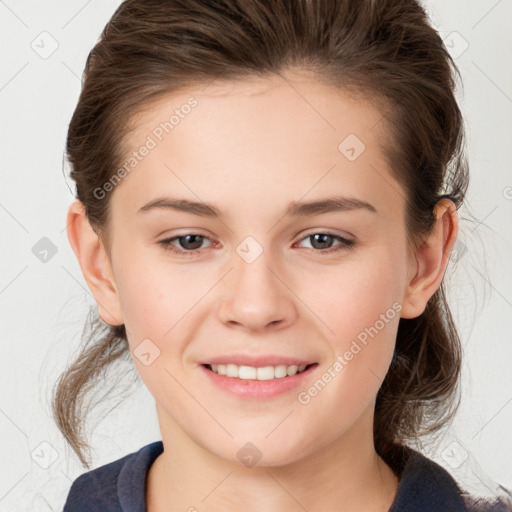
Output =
[{"x1": 67, "y1": 69, "x2": 458, "y2": 511}]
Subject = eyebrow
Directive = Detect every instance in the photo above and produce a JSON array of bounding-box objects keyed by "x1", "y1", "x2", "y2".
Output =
[{"x1": 137, "y1": 195, "x2": 377, "y2": 217}]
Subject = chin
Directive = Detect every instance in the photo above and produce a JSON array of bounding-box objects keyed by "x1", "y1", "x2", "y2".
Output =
[{"x1": 208, "y1": 431, "x2": 318, "y2": 469}]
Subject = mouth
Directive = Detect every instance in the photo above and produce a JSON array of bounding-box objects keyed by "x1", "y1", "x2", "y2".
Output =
[
  {"x1": 202, "y1": 362, "x2": 318, "y2": 380},
  {"x1": 200, "y1": 361, "x2": 319, "y2": 399}
]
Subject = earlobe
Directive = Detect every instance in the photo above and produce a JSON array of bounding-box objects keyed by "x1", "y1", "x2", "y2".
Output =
[
  {"x1": 66, "y1": 199, "x2": 124, "y2": 326},
  {"x1": 400, "y1": 199, "x2": 458, "y2": 319}
]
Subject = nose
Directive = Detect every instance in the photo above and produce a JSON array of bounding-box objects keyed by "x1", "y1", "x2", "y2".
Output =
[{"x1": 217, "y1": 247, "x2": 297, "y2": 332}]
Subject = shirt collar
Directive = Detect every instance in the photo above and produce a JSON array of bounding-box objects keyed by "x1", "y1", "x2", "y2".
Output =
[{"x1": 116, "y1": 441, "x2": 468, "y2": 512}]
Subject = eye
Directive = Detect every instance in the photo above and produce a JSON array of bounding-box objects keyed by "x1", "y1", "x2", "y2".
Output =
[
  {"x1": 295, "y1": 232, "x2": 356, "y2": 255},
  {"x1": 158, "y1": 234, "x2": 213, "y2": 257},
  {"x1": 158, "y1": 231, "x2": 355, "y2": 257}
]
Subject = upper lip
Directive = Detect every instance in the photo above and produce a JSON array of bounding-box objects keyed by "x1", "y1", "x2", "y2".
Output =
[{"x1": 199, "y1": 354, "x2": 316, "y2": 367}]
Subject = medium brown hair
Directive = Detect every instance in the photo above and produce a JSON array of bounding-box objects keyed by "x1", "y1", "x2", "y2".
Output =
[{"x1": 53, "y1": 0, "x2": 469, "y2": 469}]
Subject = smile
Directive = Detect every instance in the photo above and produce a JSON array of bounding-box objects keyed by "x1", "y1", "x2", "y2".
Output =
[
  {"x1": 204, "y1": 363, "x2": 313, "y2": 380},
  {"x1": 200, "y1": 362, "x2": 319, "y2": 399}
]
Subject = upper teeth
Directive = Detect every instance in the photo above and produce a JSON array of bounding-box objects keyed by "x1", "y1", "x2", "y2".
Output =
[{"x1": 209, "y1": 363, "x2": 308, "y2": 380}]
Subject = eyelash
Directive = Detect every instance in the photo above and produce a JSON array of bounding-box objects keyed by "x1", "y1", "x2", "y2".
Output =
[{"x1": 157, "y1": 232, "x2": 356, "y2": 257}]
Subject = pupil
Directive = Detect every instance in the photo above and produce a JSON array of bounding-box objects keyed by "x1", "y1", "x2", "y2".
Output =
[
  {"x1": 182, "y1": 235, "x2": 203, "y2": 250},
  {"x1": 312, "y1": 234, "x2": 331, "y2": 249}
]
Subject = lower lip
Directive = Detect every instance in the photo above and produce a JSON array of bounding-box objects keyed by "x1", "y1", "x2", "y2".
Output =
[{"x1": 199, "y1": 364, "x2": 318, "y2": 399}]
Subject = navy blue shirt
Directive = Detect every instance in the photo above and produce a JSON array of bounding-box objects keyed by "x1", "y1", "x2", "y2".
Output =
[{"x1": 63, "y1": 441, "x2": 511, "y2": 511}]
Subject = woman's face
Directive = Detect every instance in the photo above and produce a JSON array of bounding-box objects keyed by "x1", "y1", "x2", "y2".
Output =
[{"x1": 103, "y1": 72, "x2": 416, "y2": 466}]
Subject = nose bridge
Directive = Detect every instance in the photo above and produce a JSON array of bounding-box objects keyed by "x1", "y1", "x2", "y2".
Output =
[{"x1": 217, "y1": 236, "x2": 295, "y2": 330}]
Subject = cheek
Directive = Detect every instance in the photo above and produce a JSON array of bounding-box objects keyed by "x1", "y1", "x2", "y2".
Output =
[
  {"x1": 305, "y1": 248, "x2": 405, "y2": 393},
  {"x1": 112, "y1": 256, "x2": 202, "y2": 391},
  {"x1": 310, "y1": 248, "x2": 404, "y2": 338},
  {"x1": 113, "y1": 248, "x2": 202, "y2": 340}
]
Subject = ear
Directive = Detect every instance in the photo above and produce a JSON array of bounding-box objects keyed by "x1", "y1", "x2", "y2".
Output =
[
  {"x1": 66, "y1": 199, "x2": 124, "y2": 326},
  {"x1": 401, "y1": 198, "x2": 459, "y2": 319}
]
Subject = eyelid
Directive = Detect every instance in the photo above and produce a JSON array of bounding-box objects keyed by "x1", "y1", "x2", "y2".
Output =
[
  {"x1": 299, "y1": 227, "x2": 355, "y2": 240},
  {"x1": 294, "y1": 231, "x2": 355, "y2": 251},
  {"x1": 157, "y1": 227, "x2": 354, "y2": 243},
  {"x1": 158, "y1": 229, "x2": 356, "y2": 257}
]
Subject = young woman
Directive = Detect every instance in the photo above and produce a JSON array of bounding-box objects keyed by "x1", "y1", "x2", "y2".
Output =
[{"x1": 53, "y1": 0, "x2": 512, "y2": 510}]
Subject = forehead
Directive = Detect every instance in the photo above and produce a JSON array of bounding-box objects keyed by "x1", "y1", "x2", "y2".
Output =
[
  {"x1": 112, "y1": 72, "x2": 404, "y2": 224},
  {"x1": 124, "y1": 71, "x2": 388, "y2": 151}
]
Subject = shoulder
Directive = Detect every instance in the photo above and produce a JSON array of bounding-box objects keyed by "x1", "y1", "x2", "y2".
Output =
[
  {"x1": 63, "y1": 440, "x2": 164, "y2": 512},
  {"x1": 462, "y1": 491, "x2": 512, "y2": 512},
  {"x1": 389, "y1": 447, "x2": 512, "y2": 512}
]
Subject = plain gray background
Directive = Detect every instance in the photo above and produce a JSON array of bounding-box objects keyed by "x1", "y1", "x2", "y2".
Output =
[{"x1": 1, "y1": 0, "x2": 511, "y2": 510}]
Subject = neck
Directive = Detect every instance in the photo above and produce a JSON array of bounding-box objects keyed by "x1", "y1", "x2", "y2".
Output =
[{"x1": 147, "y1": 404, "x2": 399, "y2": 512}]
